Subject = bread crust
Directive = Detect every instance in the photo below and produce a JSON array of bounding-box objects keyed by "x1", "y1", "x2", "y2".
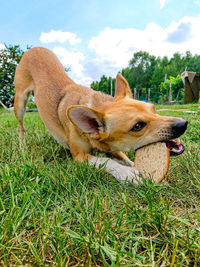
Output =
[{"x1": 134, "y1": 142, "x2": 170, "y2": 183}]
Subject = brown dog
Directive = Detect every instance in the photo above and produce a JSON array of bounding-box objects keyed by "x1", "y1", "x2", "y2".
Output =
[{"x1": 14, "y1": 47, "x2": 187, "y2": 183}]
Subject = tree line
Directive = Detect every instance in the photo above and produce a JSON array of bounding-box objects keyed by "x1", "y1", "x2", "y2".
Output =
[
  {"x1": 1, "y1": 45, "x2": 200, "y2": 107},
  {"x1": 91, "y1": 51, "x2": 200, "y2": 103}
]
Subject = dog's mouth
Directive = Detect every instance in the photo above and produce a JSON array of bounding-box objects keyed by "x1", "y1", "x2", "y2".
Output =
[
  {"x1": 165, "y1": 139, "x2": 185, "y2": 156},
  {"x1": 134, "y1": 139, "x2": 185, "y2": 156}
]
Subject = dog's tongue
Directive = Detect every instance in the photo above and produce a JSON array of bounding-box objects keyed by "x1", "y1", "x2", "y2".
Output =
[{"x1": 165, "y1": 139, "x2": 185, "y2": 156}]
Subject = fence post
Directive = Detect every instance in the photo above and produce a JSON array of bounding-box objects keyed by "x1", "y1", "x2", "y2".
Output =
[
  {"x1": 148, "y1": 88, "x2": 150, "y2": 102},
  {"x1": 169, "y1": 82, "x2": 172, "y2": 104},
  {"x1": 134, "y1": 88, "x2": 137, "y2": 99}
]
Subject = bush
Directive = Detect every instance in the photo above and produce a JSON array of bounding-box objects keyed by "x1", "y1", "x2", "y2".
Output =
[
  {"x1": 159, "y1": 75, "x2": 184, "y2": 103},
  {"x1": 0, "y1": 45, "x2": 25, "y2": 107}
]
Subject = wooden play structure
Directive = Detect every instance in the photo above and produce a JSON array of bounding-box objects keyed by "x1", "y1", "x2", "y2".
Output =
[{"x1": 181, "y1": 71, "x2": 200, "y2": 104}]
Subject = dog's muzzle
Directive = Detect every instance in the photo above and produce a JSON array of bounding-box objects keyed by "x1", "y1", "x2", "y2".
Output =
[
  {"x1": 171, "y1": 120, "x2": 188, "y2": 139},
  {"x1": 165, "y1": 119, "x2": 188, "y2": 156}
]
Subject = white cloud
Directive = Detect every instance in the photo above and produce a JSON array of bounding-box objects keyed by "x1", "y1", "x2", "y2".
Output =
[
  {"x1": 40, "y1": 30, "x2": 81, "y2": 45},
  {"x1": 0, "y1": 43, "x2": 5, "y2": 50},
  {"x1": 160, "y1": 0, "x2": 166, "y2": 9},
  {"x1": 88, "y1": 15, "x2": 200, "y2": 71},
  {"x1": 53, "y1": 46, "x2": 92, "y2": 86},
  {"x1": 40, "y1": 15, "x2": 200, "y2": 86}
]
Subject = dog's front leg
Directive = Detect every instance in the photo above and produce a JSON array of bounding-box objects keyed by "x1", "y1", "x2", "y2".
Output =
[
  {"x1": 67, "y1": 124, "x2": 139, "y2": 183},
  {"x1": 72, "y1": 150, "x2": 140, "y2": 183},
  {"x1": 111, "y1": 151, "x2": 134, "y2": 167},
  {"x1": 88, "y1": 155, "x2": 140, "y2": 183}
]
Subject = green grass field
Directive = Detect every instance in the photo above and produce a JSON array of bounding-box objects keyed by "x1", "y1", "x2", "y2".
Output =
[{"x1": 0, "y1": 104, "x2": 199, "y2": 266}]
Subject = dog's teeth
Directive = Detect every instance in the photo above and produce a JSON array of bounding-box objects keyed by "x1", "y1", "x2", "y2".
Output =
[{"x1": 176, "y1": 139, "x2": 180, "y2": 145}]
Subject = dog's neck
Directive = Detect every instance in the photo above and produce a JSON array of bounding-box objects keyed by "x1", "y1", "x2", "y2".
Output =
[
  {"x1": 58, "y1": 84, "x2": 113, "y2": 128},
  {"x1": 60, "y1": 85, "x2": 113, "y2": 110},
  {"x1": 84, "y1": 90, "x2": 113, "y2": 109}
]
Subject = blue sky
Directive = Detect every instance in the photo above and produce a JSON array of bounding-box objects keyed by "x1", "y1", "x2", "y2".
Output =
[{"x1": 1, "y1": 0, "x2": 200, "y2": 85}]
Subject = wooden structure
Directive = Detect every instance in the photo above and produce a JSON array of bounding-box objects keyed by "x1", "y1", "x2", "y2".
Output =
[
  {"x1": 0, "y1": 99, "x2": 8, "y2": 110},
  {"x1": 181, "y1": 71, "x2": 200, "y2": 104}
]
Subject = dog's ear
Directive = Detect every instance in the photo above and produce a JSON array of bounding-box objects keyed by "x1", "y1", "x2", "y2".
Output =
[
  {"x1": 114, "y1": 73, "x2": 132, "y2": 101},
  {"x1": 67, "y1": 105, "x2": 106, "y2": 136}
]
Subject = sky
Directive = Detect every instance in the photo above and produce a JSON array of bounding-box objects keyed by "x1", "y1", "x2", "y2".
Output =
[{"x1": 1, "y1": 0, "x2": 200, "y2": 85}]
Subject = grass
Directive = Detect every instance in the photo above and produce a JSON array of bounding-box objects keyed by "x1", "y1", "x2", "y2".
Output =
[{"x1": 0, "y1": 104, "x2": 199, "y2": 266}]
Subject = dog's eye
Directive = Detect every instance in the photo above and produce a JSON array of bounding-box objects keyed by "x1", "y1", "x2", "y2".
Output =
[{"x1": 131, "y1": 122, "x2": 147, "y2": 132}]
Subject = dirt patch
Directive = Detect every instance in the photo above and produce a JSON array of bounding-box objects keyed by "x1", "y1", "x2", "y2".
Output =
[
  {"x1": 157, "y1": 109, "x2": 197, "y2": 113},
  {"x1": 158, "y1": 109, "x2": 189, "y2": 112}
]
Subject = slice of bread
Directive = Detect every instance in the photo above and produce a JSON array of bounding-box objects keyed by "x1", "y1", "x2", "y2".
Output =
[{"x1": 134, "y1": 142, "x2": 170, "y2": 183}]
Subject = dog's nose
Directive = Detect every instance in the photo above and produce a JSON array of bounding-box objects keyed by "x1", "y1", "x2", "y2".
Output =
[{"x1": 171, "y1": 120, "x2": 188, "y2": 137}]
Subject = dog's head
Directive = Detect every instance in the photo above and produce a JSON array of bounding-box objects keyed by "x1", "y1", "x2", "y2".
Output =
[{"x1": 67, "y1": 74, "x2": 187, "y2": 155}]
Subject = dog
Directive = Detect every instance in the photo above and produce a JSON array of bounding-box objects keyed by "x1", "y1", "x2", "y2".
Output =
[{"x1": 14, "y1": 47, "x2": 188, "y2": 183}]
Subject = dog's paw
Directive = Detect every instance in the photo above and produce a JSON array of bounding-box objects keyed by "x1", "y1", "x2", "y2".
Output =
[
  {"x1": 89, "y1": 156, "x2": 140, "y2": 184},
  {"x1": 112, "y1": 165, "x2": 140, "y2": 184},
  {"x1": 115, "y1": 158, "x2": 134, "y2": 167}
]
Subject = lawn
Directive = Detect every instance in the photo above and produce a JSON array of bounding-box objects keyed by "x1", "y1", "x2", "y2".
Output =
[{"x1": 0, "y1": 104, "x2": 199, "y2": 266}]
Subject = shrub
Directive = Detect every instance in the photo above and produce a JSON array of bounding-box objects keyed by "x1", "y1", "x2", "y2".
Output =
[{"x1": 0, "y1": 45, "x2": 25, "y2": 107}]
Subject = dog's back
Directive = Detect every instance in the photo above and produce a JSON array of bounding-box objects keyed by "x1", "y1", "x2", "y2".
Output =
[
  {"x1": 15, "y1": 47, "x2": 74, "y2": 105},
  {"x1": 14, "y1": 47, "x2": 74, "y2": 145}
]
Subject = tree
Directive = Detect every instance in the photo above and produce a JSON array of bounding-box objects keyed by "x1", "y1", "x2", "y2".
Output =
[
  {"x1": 0, "y1": 45, "x2": 25, "y2": 107},
  {"x1": 130, "y1": 52, "x2": 156, "y2": 85},
  {"x1": 186, "y1": 53, "x2": 200, "y2": 72},
  {"x1": 91, "y1": 75, "x2": 115, "y2": 96},
  {"x1": 90, "y1": 80, "x2": 100, "y2": 91},
  {"x1": 150, "y1": 56, "x2": 169, "y2": 102},
  {"x1": 90, "y1": 50, "x2": 200, "y2": 103},
  {"x1": 122, "y1": 51, "x2": 157, "y2": 99},
  {"x1": 160, "y1": 75, "x2": 184, "y2": 103}
]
